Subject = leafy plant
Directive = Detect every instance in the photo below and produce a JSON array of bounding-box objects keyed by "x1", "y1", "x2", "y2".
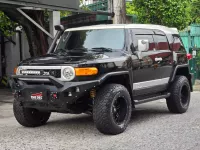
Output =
[
  {"x1": 132, "y1": 0, "x2": 192, "y2": 30},
  {"x1": 191, "y1": 0, "x2": 200, "y2": 23},
  {"x1": 126, "y1": 2, "x2": 137, "y2": 15},
  {"x1": 0, "y1": 11, "x2": 17, "y2": 36}
]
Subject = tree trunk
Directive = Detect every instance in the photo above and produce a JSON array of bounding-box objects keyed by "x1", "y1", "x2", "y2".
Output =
[
  {"x1": 1, "y1": 8, "x2": 48, "y2": 57},
  {"x1": 113, "y1": 0, "x2": 126, "y2": 24}
]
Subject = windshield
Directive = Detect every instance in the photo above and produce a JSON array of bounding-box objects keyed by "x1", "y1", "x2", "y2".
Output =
[{"x1": 54, "y1": 29, "x2": 125, "y2": 54}]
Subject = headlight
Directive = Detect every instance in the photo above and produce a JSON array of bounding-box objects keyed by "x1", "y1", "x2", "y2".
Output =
[
  {"x1": 62, "y1": 67, "x2": 75, "y2": 81},
  {"x1": 15, "y1": 66, "x2": 23, "y2": 75}
]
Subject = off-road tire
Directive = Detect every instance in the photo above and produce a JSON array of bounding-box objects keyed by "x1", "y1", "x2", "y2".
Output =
[
  {"x1": 93, "y1": 84, "x2": 132, "y2": 135},
  {"x1": 13, "y1": 99, "x2": 51, "y2": 127},
  {"x1": 166, "y1": 76, "x2": 191, "y2": 114}
]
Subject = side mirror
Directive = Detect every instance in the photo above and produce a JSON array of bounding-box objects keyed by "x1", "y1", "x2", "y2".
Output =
[
  {"x1": 55, "y1": 25, "x2": 64, "y2": 31},
  {"x1": 138, "y1": 39, "x2": 149, "y2": 52}
]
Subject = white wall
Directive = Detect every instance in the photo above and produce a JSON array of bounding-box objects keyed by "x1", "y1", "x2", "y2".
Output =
[
  {"x1": 4, "y1": 31, "x2": 30, "y2": 76},
  {"x1": 5, "y1": 34, "x2": 20, "y2": 76}
]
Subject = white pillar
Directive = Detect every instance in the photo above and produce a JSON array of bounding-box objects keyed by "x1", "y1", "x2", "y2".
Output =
[
  {"x1": 49, "y1": 11, "x2": 61, "y2": 37},
  {"x1": 108, "y1": 0, "x2": 113, "y2": 20}
]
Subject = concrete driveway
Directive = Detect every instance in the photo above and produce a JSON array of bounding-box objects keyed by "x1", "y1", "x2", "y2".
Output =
[{"x1": 0, "y1": 92, "x2": 200, "y2": 150}]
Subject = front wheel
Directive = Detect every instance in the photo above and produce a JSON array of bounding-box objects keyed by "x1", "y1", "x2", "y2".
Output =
[
  {"x1": 93, "y1": 84, "x2": 132, "y2": 135},
  {"x1": 13, "y1": 99, "x2": 51, "y2": 127},
  {"x1": 166, "y1": 76, "x2": 191, "y2": 114}
]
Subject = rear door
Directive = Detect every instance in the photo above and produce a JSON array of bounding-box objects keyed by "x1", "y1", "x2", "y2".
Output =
[
  {"x1": 130, "y1": 29, "x2": 158, "y2": 95},
  {"x1": 153, "y1": 31, "x2": 173, "y2": 80}
]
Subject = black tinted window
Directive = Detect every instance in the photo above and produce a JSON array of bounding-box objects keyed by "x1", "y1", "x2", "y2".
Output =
[
  {"x1": 154, "y1": 35, "x2": 169, "y2": 50},
  {"x1": 173, "y1": 36, "x2": 185, "y2": 52}
]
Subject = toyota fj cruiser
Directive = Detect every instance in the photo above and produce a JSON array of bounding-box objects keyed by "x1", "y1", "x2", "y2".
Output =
[{"x1": 10, "y1": 24, "x2": 193, "y2": 135}]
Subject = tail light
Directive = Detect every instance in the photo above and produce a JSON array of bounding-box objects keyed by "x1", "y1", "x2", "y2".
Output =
[{"x1": 186, "y1": 54, "x2": 192, "y2": 60}]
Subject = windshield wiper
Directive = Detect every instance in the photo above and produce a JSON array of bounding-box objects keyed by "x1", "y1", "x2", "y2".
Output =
[
  {"x1": 91, "y1": 47, "x2": 113, "y2": 52},
  {"x1": 73, "y1": 48, "x2": 88, "y2": 51},
  {"x1": 54, "y1": 48, "x2": 67, "y2": 55},
  {"x1": 66, "y1": 49, "x2": 88, "y2": 54}
]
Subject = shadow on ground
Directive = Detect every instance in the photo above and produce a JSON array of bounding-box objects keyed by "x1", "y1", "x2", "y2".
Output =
[
  {"x1": 45, "y1": 106, "x2": 171, "y2": 132},
  {"x1": 0, "y1": 88, "x2": 13, "y2": 103}
]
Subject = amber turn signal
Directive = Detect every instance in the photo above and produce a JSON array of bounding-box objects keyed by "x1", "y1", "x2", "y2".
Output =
[
  {"x1": 14, "y1": 67, "x2": 17, "y2": 75},
  {"x1": 75, "y1": 67, "x2": 98, "y2": 76}
]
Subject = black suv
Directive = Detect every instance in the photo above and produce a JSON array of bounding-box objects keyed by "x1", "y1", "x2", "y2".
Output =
[{"x1": 10, "y1": 24, "x2": 193, "y2": 135}]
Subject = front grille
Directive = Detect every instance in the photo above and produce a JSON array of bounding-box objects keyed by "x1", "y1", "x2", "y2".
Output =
[{"x1": 25, "y1": 69, "x2": 61, "y2": 78}]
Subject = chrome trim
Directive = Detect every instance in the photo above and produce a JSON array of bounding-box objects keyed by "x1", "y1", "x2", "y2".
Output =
[
  {"x1": 17, "y1": 66, "x2": 75, "y2": 81},
  {"x1": 62, "y1": 66, "x2": 76, "y2": 81},
  {"x1": 17, "y1": 66, "x2": 62, "y2": 69},
  {"x1": 133, "y1": 77, "x2": 170, "y2": 90}
]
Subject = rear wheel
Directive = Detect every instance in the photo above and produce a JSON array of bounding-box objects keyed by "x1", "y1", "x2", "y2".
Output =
[
  {"x1": 93, "y1": 84, "x2": 132, "y2": 135},
  {"x1": 166, "y1": 76, "x2": 191, "y2": 113},
  {"x1": 13, "y1": 99, "x2": 51, "y2": 127}
]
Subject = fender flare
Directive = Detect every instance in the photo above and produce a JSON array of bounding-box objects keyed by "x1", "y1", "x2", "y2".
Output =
[
  {"x1": 97, "y1": 71, "x2": 131, "y2": 84},
  {"x1": 96, "y1": 71, "x2": 134, "y2": 98},
  {"x1": 169, "y1": 64, "x2": 193, "y2": 91},
  {"x1": 169, "y1": 64, "x2": 190, "y2": 82}
]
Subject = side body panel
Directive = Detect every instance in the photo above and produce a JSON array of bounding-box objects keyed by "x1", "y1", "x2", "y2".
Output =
[{"x1": 129, "y1": 29, "x2": 173, "y2": 96}]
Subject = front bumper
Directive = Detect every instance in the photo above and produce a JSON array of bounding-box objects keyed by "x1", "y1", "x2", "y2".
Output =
[{"x1": 10, "y1": 75, "x2": 99, "y2": 111}]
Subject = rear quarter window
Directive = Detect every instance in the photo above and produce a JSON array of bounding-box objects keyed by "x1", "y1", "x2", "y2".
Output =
[
  {"x1": 153, "y1": 35, "x2": 169, "y2": 50},
  {"x1": 172, "y1": 36, "x2": 186, "y2": 52}
]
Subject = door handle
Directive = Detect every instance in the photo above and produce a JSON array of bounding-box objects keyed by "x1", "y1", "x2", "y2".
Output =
[{"x1": 155, "y1": 57, "x2": 162, "y2": 62}]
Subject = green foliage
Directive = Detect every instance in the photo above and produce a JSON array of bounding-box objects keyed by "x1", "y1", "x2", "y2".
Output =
[
  {"x1": 191, "y1": 0, "x2": 200, "y2": 23},
  {"x1": 197, "y1": 55, "x2": 200, "y2": 66},
  {"x1": 0, "y1": 11, "x2": 17, "y2": 36},
  {"x1": 60, "y1": 11, "x2": 72, "y2": 18},
  {"x1": 126, "y1": 2, "x2": 137, "y2": 15},
  {"x1": 132, "y1": 0, "x2": 191, "y2": 30}
]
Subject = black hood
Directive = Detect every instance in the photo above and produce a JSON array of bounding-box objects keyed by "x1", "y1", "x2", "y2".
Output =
[{"x1": 19, "y1": 51, "x2": 128, "y2": 66}]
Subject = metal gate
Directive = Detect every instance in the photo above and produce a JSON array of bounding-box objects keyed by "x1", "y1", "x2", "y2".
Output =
[{"x1": 180, "y1": 24, "x2": 200, "y2": 84}]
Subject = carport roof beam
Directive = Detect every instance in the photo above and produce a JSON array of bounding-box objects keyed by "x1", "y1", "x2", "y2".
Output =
[{"x1": 0, "y1": 0, "x2": 113, "y2": 16}]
